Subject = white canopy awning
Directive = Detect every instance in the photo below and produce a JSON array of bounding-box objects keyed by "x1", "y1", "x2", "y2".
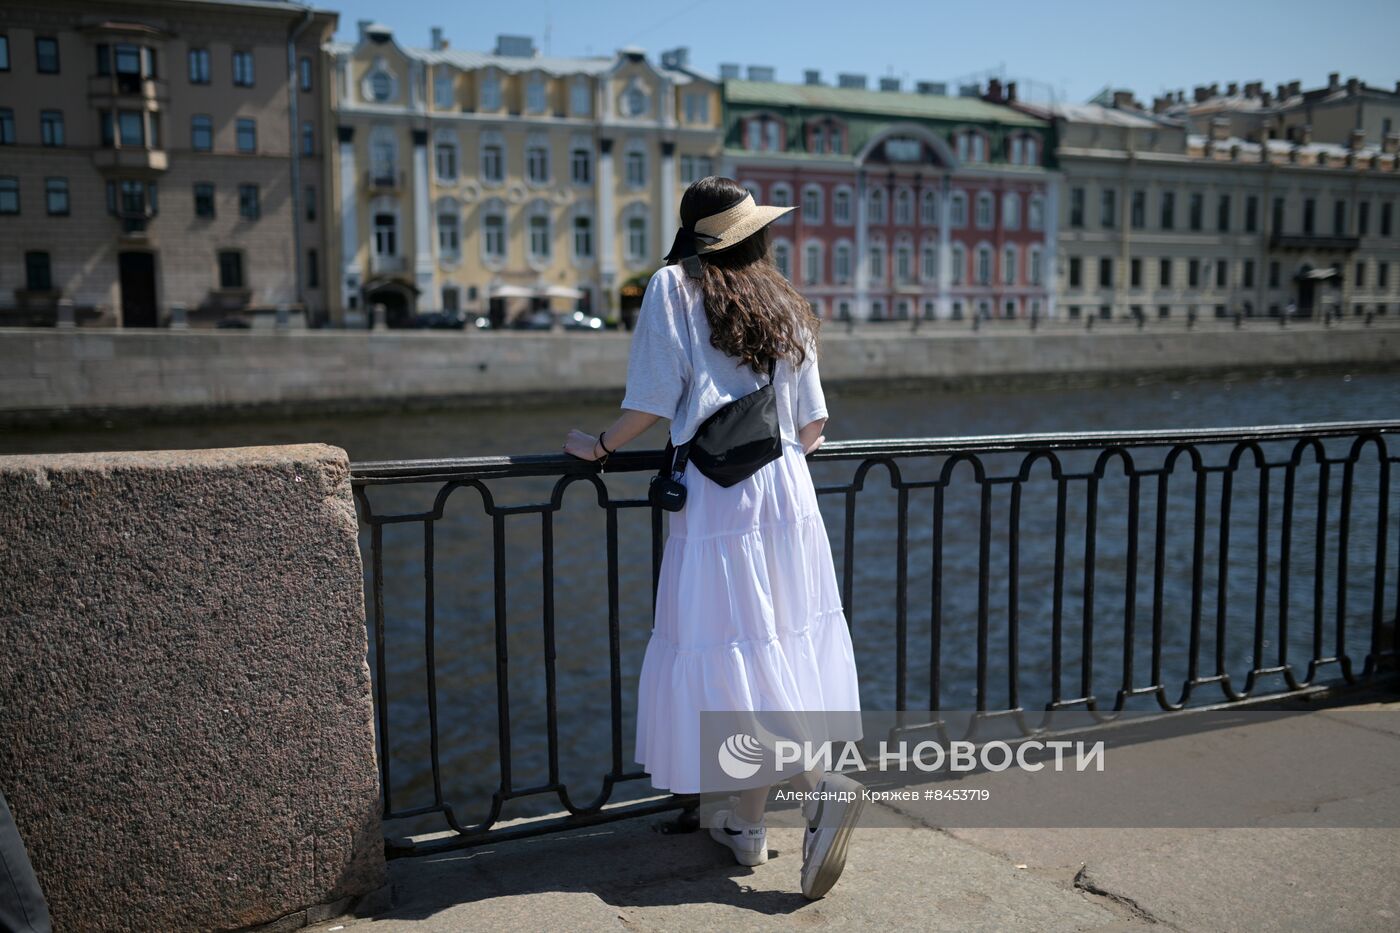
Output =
[
  {"x1": 540, "y1": 285, "x2": 584, "y2": 299},
  {"x1": 489, "y1": 284, "x2": 535, "y2": 298}
]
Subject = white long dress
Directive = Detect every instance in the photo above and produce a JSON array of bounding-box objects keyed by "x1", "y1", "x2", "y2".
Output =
[{"x1": 622, "y1": 265, "x2": 863, "y2": 794}]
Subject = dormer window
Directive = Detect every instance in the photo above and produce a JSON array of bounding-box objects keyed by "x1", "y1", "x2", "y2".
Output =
[
  {"x1": 526, "y1": 74, "x2": 547, "y2": 113},
  {"x1": 745, "y1": 115, "x2": 782, "y2": 152},
  {"x1": 1008, "y1": 133, "x2": 1040, "y2": 165},
  {"x1": 623, "y1": 81, "x2": 649, "y2": 118},
  {"x1": 480, "y1": 70, "x2": 502, "y2": 111},
  {"x1": 955, "y1": 130, "x2": 987, "y2": 163},
  {"x1": 362, "y1": 60, "x2": 398, "y2": 104}
]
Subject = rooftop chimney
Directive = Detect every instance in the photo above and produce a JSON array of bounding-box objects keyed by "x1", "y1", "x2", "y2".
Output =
[
  {"x1": 804, "y1": 69, "x2": 821, "y2": 85},
  {"x1": 719, "y1": 63, "x2": 740, "y2": 79},
  {"x1": 430, "y1": 27, "x2": 446, "y2": 51},
  {"x1": 915, "y1": 81, "x2": 947, "y2": 95},
  {"x1": 957, "y1": 83, "x2": 980, "y2": 98},
  {"x1": 1287, "y1": 80, "x2": 1301, "y2": 96},
  {"x1": 1226, "y1": 82, "x2": 1238, "y2": 95},
  {"x1": 1244, "y1": 81, "x2": 1261, "y2": 98},
  {"x1": 1006, "y1": 81, "x2": 1017, "y2": 102},
  {"x1": 1276, "y1": 82, "x2": 1288, "y2": 100},
  {"x1": 1327, "y1": 72, "x2": 1340, "y2": 91},
  {"x1": 1153, "y1": 95, "x2": 1170, "y2": 114},
  {"x1": 1112, "y1": 89, "x2": 1135, "y2": 110},
  {"x1": 747, "y1": 65, "x2": 775, "y2": 82},
  {"x1": 1194, "y1": 85, "x2": 1211, "y2": 103},
  {"x1": 1349, "y1": 127, "x2": 1366, "y2": 149},
  {"x1": 1346, "y1": 76, "x2": 1360, "y2": 94},
  {"x1": 1260, "y1": 91, "x2": 1273, "y2": 107},
  {"x1": 660, "y1": 47, "x2": 690, "y2": 69},
  {"x1": 837, "y1": 73, "x2": 867, "y2": 89},
  {"x1": 984, "y1": 77, "x2": 1002, "y2": 101},
  {"x1": 880, "y1": 76, "x2": 900, "y2": 92}
]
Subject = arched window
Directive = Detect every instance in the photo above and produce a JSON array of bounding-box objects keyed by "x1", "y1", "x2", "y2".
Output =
[
  {"x1": 868, "y1": 187, "x2": 887, "y2": 224},
  {"x1": 570, "y1": 77, "x2": 591, "y2": 116},
  {"x1": 1003, "y1": 192, "x2": 1020, "y2": 230},
  {"x1": 572, "y1": 204, "x2": 594, "y2": 261},
  {"x1": 976, "y1": 244, "x2": 993, "y2": 284},
  {"x1": 526, "y1": 73, "x2": 547, "y2": 113},
  {"x1": 623, "y1": 203, "x2": 649, "y2": 264},
  {"x1": 921, "y1": 239, "x2": 937, "y2": 282},
  {"x1": 527, "y1": 200, "x2": 552, "y2": 263},
  {"x1": 1002, "y1": 244, "x2": 1018, "y2": 285},
  {"x1": 869, "y1": 237, "x2": 886, "y2": 281},
  {"x1": 803, "y1": 240, "x2": 822, "y2": 286},
  {"x1": 895, "y1": 237, "x2": 913, "y2": 283},
  {"x1": 373, "y1": 208, "x2": 398, "y2": 257},
  {"x1": 481, "y1": 198, "x2": 506, "y2": 263},
  {"x1": 624, "y1": 140, "x2": 647, "y2": 187},
  {"x1": 894, "y1": 187, "x2": 913, "y2": 225},
  {"x1": 802, "y1": 185, "x2": 823, "y2": 223},
  {"x1": 773, "y1": 239, "x2": 792, "y2": 279},
  {"x1": 526, "y1": 133, "x2": 550, "y2": 184},
  {"x1": 770, "y1": 182, "x2": 793, "y2": 223},
  {"x1": 1028, "y1": 194, "x2": 1045, "y2": 231},
  {"x1": 1029, "y1": 245, "x2": 1043, "y2": 285},
  {"x1": 833, "y1": 240, "x2": 853, "y2": 283},
  {"x1": 436, "y1": 197, "x2": 460, "y2": 261},
  {"x1": 479, "y1": 69, "x2": 501, "y2": 110},
  {"x1": 434, "y1": 130, "x2": 458, "y2": 183},
  {"x1": 950, "y1": 190, "x2": 968, "y2": 227},
  {"x1": 480, "y1": 130, "x2": 505, "y2": 185},
  {"x1": 833, "y1": 186, "x2": 853, "y2": 224},
  {"x1": 369, "y1": 126, "x2": 397, "y2": 185},
  {"x1": 951, "y1": 243, "x2": 966, "y2": 284},
  {"x1": 570, "y1": 135, "x2": 592, "y2": 185},
  {"x1": 975, "y1": 192, "x2": 994, "y2": 229},
  {"x1": 921, "y1": 189, "x2": 939, "y2": 226}
]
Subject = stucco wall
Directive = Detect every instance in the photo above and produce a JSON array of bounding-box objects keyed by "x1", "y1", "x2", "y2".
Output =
[
  {"x1": 0, "y1": 444, "x2": 386, "y2": 931},
  {"x1": 0, "y1": 323, "x2": 1397, "y2": 423}
]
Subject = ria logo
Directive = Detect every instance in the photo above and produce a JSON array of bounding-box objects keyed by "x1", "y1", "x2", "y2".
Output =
[{"x1": 717, "y1": 733, "x2": 765, "y2": 779}]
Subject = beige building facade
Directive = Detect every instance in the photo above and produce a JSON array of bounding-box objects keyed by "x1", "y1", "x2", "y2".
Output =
[
  {"x1": 0, "y1": 0, "x2": 336, "y2": 327},
  {"x1": 1013, "y1": 90, "x2": 1400, "y2": 322},
  {"x1": 327, "y1": 23, "x2": 723, "y2": 326}
]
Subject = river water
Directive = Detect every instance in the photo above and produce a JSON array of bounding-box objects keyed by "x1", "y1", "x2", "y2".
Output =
[{"x1": 6, "y1": 369, "x2": 1399, "y2": 833}]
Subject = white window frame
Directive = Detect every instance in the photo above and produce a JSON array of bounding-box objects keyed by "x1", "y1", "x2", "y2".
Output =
[
  {"x1": 894, "y1": 187, "x2": 913, "y2": 225},
  {"x1": 976, "y1": 243, "x2": 993, "y2": 285},
  {"x1": 526, "y1": 73, "x2": 547, "y2": 113},
  {"x1": 479, "y1": 69, "x2": 502, "y2": 111},
  {"x1": 801, "y1": 184, "x2": 823, "y2": 224},
  {"x1": 434, "y1": 69, "x2": 454, "y2": 110},
  {"x1": 481, "y1": 198, "x2": 507, "y2": 265},
  {"x1": 570, "y1": 78, "x2": 591, "y2": 116},
  {"x1": 895, "y1": 237, "x2": 913, "y2": 284},
  {"x1": 869, "y1": 236, "x2": 886, "y2": 282},
  {"x1": 624, "y1": 140, "x2": 647, "y2": 188},
  {"x1": 572, "y1": 206, "x2": 594, "y2": 261},
  {"x1": 773, "y1": 238, "x2": 793, "y2": 279},
  {"x1": 480, "y1": 130, "x2": 505, "y2": 185},
  {"x1": 868, "y1": 187, "x2": 887, "y2": 225},
  {"x1": 921, "y1": 189, "x2": 938, "y2": 226},
  {"x1": 1003, "y1": 192, "x2": 1020, "y2": 230},
  {"x1": 1029, "y1": 245, "x2": 1043, "y2": 286},
  {"x1": 527, "y1": 200, "x2": 551, "y2": 265},
  {"x1": 975, "y1": 192, "x2": 994, "y2": 229},
  {"x1": 434, "y1": 131, "x2": 458, "y2": 183},
  {"x1": 921, "y1": 239, "x2": 937, "y2": 282},
  {"x1": 951, "y1": 243, "x2": 966, "y2": 284},
  {"x1": 833, "y1": 240, "x2": 853, "y2": 284},
  {"x1": 525, "y1": 133, "x2": 550, "y2": 185},
  {"x1": 570, "y1": 136, "x2": 592, "y2": 186},
  {"x1": 1028, "y1": 194, "x2": 1045, "y2": 231},
  {"x1": 436, "y1": 197, "x2": 461, "y2": 262},
  {"x1": 770, "y1": 182, "x2": 793, "y2": 224},
  {"x1": 802, "y1": 240, "x2": 822, "y2": 286},
  {"x1": 623, "y1": 203, "x2": 649, "y2": 265},
  {"x1": 950, "y1": 190, "x2": 968, "y2": 228},
  {"x1": 1002, "y1": 244, "x2": 1018, "y2": 285},
  {"x1": 833, "y1": 186, "x2": 853, "y2": 225}
]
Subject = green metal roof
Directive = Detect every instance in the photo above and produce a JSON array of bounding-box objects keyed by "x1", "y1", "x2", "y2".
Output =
[{"x1": 724, "y1": 80, "x2": 1046, "y2": 128}]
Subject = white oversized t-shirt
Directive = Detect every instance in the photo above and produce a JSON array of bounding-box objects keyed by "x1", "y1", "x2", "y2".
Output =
[{"x1": 620, "y1": 264, "x2": 829, "y2": 449}]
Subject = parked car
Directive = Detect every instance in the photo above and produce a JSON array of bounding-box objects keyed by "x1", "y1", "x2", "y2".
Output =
[
  {"x1": 414, "y1": 309, "x2": 467, "y2": 330},
  {"x1": 561, "y1": 310, "x2": 606, "y2": 331},
  {"x1": 511, "y1": 309, "x2": 556, "y2": 331}
]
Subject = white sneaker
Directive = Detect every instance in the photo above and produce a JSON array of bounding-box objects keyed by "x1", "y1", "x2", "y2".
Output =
[
  {"x1": 800, "y1": 772, "x2": 865, "y2": 899},
  {"x1": 709, "y1": 800, "x2": 768, "y2": 867}
]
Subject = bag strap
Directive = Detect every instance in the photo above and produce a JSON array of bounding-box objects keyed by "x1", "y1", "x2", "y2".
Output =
[
  {"x1": 660, "y1": 438, "x2": 691, "y2": 477},
  {"x1": 766, "y1": 355, "x2": 777, "y2": 385}
]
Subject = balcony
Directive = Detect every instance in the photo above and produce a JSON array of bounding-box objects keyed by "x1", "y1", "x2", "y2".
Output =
[
  {"x1": 365, "y1": 169, "x2": 406, "y2": 192},
  {"x1": 370, "y1": 254, "x2": 408, "y2": 275},
  {"x1": 1269, "y1": 233, "x2": 1361, "y2": 252},
  {"x1": 87, "y1": 74, "x2": 168, "y2": 105},
  {"x1": 93, "y1": 148, "x2": 168, "y2": 174}
]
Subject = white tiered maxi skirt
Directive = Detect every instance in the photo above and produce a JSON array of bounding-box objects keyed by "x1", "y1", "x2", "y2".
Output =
[{"x1": 633, "y1": 437, "x2": 863, "y2": 793}]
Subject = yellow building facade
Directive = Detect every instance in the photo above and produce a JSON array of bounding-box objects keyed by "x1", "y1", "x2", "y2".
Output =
[{"x1": 327, "y1": 23, "x2": 722, "y2": 325}]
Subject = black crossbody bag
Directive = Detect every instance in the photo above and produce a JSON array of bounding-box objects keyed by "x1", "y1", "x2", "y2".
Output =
[{"x1": 648, "y1": 356, "x2": 781, "y2": 511}]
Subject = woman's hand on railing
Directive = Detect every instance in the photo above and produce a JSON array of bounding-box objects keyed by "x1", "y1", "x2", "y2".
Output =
[{"x1": 563, "y1": 428, "x2": 604, "y2": 461}]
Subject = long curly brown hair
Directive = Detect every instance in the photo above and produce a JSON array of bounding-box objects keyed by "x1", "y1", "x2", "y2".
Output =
[{"x1": 668, "y1": 176, "x2": 821, "y2": 375}]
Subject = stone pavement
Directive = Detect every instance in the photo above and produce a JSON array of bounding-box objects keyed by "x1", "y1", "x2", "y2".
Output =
[{"x1": 308, "y1": 698, "x2": 1400, "y2": 933}]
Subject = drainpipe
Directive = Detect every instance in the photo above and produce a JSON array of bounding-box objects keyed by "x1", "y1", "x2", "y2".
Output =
[{"x1": 287, "y1": 4, "x2": 315, "y2": 319}]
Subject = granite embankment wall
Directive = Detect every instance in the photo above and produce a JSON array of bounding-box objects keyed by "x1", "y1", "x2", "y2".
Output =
[
  {"x1": 1, "y1": 324, "x2": 1397, "y2": 423},
  {"x1": 0, "y1": 444, "x2": 386, "y2": 931}
]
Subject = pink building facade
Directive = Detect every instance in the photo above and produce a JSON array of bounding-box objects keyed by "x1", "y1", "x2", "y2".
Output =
[{"x1": 721, "y1": 79, "x2": 1058, "y2": 321}]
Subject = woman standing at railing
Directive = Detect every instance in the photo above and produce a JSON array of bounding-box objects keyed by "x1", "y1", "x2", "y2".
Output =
[{"x1": 565, "y1": 176, "x2": 864, "y2": 900}]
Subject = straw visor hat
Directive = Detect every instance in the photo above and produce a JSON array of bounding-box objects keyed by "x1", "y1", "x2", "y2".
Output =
[{"x1": 663, "y1": 188, "x2": 797, "y2": 277}]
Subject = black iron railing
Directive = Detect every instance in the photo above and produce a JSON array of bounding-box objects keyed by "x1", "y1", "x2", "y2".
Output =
[{"x1": 350, "y1": 420, "x2": 1399, "y2": 857}]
